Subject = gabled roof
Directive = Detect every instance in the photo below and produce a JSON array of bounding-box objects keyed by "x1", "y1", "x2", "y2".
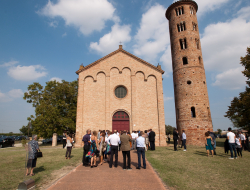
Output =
[{"x1": 76, "y1": 45, "x2": 165, "y2": 75}]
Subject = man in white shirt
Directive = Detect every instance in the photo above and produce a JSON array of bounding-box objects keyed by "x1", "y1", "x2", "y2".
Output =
[
  {"x1": 136, "y1": 132, "x2": 146, "y2": 169},
  {"x1": 227, "y1": 127, "x2": 237, "y2": 159},
  {"x1": 182, "y1": 130, "x2": 186, "y2": 151},
  {"x1": 105, "y1": 130, "x2": 120, "y2": 168},
  {"x1": 131, "y1": 131, "x2": 136, "y2": 150}
]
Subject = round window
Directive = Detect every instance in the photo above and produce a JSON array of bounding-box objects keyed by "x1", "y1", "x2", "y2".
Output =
[{"x1": 115, "y1": 86, "x2": 127, "y2": 98}]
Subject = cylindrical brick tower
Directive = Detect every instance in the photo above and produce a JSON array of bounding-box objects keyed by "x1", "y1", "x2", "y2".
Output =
[{"x1": 166, "y1": 0, "x2": 213, "y2": 146}]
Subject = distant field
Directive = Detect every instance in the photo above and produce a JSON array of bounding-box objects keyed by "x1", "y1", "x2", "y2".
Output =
[{"x1": 146, "y1": 138, "x2": 250, "y2": 190}]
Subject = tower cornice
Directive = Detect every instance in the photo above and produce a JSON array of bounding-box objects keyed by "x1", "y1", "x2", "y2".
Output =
[{"x1": 166, "y1": 0, "x2": 198, "y2": 20}]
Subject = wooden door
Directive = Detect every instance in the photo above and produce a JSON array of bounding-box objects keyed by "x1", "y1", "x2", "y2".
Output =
[{"x1": 112, "y1": 111, "x2": 129, "y2": 132}]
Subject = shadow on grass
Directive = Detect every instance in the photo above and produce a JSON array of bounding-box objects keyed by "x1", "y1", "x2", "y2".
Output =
[
  {"x1": 216, "y1": 139, "x2": 226, "y2": 148},
  {"x1": 33, "y1": 166, "x2": 45, "y2": 174},
  {"x1": 194, "y1": 151, "x2": 229, "y2": 158}
]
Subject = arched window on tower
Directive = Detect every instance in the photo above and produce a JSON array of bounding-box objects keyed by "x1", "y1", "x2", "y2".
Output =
[
  {"x1": 195, "y1": 39, "x2": 200, "y2": 49},
  {"x1": 177, "y1": 22, "x2": 186, "y2": 32},
  {"x1": 192, "y1": 22, "x2": 197, "y2": 31},
  {"x1": 199, "y1": 56, "x2": 202, "y2": 65},
  {"x1": 175, "y1": 6, "x2": 184, "y2": 16},
  {"x1": 190, "y1": 6, "x2": 195, "y2": 15},
  {"x1": 191, "y1": 107, "x2": 196, "y2": 118},
  {"x1": 179, "y1": 38, "x2": 187, "y2": 49},
  {"x1": 183, "y1": 57, "x2": 188, "y2": 65}
]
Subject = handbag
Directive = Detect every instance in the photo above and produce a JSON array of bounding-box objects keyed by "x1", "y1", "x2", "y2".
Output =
[{"x1": 37, "y1": 151, "x2": 43, "y2": 158}]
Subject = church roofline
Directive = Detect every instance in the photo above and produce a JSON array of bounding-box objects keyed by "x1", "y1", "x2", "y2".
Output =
[{"x1": 76, "y1": 45, "x2": 165, "y2": 75}]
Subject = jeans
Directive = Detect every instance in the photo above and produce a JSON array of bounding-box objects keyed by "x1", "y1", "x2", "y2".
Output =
[
  {"x1": 228, "y1": 143, "x2": 237, "y2": 158},
  {"x1": 182, "y1": 139, "x2": 186, "y2": 149},
  {"x1": 110, "y1": 145, "x2": 118, "y2": 168},
  {"x1": 65, "y1": 146, "x2": 72, "y2": 158},
  {"x1": 150, "y1": 141, "x2": 155, "y2": 150},
  {"x1": 137, "y1": 147, "x2": 146, "y2": 168},
  {"x1": 122, "y1": 151, "x2": 131, "y2": 169},
  {"x1": 83, "y1": 144, "x2": 90, "y2": 165}
]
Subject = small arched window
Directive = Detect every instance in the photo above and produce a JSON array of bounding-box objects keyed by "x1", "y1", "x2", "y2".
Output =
[
  {"x1": 187, "y1": 80, "x2": 191, "y2": 85},
  {"x1": 191, "y1": 107, "x2": 196, "y2": 118},
  {"x1": 183, "y1": 57, "x2": 188, "y2": 65},
  {"x1": 199, "y1": 56, "x2": 202, "y2": 65}
]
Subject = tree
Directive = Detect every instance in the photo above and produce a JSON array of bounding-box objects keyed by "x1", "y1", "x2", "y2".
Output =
[
  {"x1": 165, "y1": 125, "x2": 175, "y2": 135},
  {"x1": 23, "y1": 80, "x2": 78, "y2": 138},
  {"x1": 217, "y1": 129, "x2": 222, "y2": 135},
  {"x1": 19, "y1": 122, "x2": 34, "y2": 136},
  {"x1": 225, "y1": 47, "x2": 250, "y2": 132}
]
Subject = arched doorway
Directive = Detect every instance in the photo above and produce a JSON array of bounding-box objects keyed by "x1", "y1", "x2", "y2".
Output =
[{"x1": 112, "y1": 111, "x2": 129, "y2": 132}]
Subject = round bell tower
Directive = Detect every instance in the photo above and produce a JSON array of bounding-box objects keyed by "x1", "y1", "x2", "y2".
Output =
[{"x1": 166, "y1": 0, "x2": 213, "y2": 146}]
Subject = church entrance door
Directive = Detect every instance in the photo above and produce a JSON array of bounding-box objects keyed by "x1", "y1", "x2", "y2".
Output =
[{"x1": 112, "y1": 111, "x2": 129, "y2": 132}]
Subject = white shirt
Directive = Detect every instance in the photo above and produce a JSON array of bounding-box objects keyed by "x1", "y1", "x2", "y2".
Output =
[
  {"x1": 136, "y1": 136, "x2": 146, "y2": 148},
  {"x1": 239, "y1": 134, "x2": 246, "y2": 140},
  {"x1": 227, "y1": 132, "x2": 235, "y2": 143},
  {"x1": 105, "y1": 133, "x2": 120, "y2": 146},
  {"x1": 182, "y1": 132, "x2": 186, "y2": 140},
  {"x1": 131, "y1": 133, "x2": 136, "y2": 139}
]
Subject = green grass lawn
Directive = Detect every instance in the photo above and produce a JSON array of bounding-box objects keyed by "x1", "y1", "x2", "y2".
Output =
[
  {"x1": 0, "y1": 145, "x2": 83, "y2": 190},
  {"x1": 146, "y1": 138, "x2": 250, "y2": 190}
]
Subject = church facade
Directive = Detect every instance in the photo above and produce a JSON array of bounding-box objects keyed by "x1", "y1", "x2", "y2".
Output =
[{"x1": 75, "y1": 45, "x2": 166, "y2": 147}]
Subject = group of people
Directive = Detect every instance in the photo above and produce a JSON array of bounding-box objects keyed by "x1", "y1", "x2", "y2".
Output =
[
  {"x1": 224, "y1": 128, "x2": 249, "y2": 159},
  {"x1": 172, "y1": 128, "x2": 187, "y2": 151},
  {"x1": 82, "y1": 129, "x2": 156, "y2": 170}
]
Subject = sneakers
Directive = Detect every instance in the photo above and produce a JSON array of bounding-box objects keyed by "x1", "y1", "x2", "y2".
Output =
[
  {"x1": 183, "y1": 149, "x2": 186, "y2": 151},
  {"x1": 136, "y1": 167, "x2": 140, "y2": 170},
  {"x1": 229, "y1": 157, "x2": 234, "y2": 159},
  {"x1": 235, "y1": 157, "x2": 238, "y2": 159},
  {"x1": 127, "y1": 168, "x2": 132, "y2": 170}
]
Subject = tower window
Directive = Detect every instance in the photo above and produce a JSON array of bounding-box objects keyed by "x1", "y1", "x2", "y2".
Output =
[
  {"x1": 192, "y1": 22, "x2": 197, "y2": 31},
  {"x1": 199, "y1": 56, "x2": 202, "y2": 65},
  {"x1": 195, "y1": 39, "x2": 200, "y2": 49},
  {"x1": 187, "y1": 80, "x2": 191, "y2": 85},
  {"x1": 179, "y1": 38, "x2": 187, "y2": 49},
  {"x1": 183, "y1": 57, "x2": 188, "y2": 65},
  {"x1": 191, "y1": 107, "x2": 196, "y2": 118},
  {"x1": 175, "y1": 6, "x2": 184, "y2": 16},
  {"x1": 190, "y1": 6, "x2": 195, "y2": 15},
  {"x1": 177, "y1": 22, "x2": 186, "y2": 32}
]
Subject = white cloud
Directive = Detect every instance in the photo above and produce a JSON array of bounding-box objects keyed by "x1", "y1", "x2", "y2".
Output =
[
  {"x1": 237, "y1": 6, "x2": 250, "y2": 20},
  {"x1": 160, "y1": 46, "x2": 172, "y2": 77},
  {"x1": 200, "y1": 6, "x2": 250, "y2": 89},
  {"x1": 39, "y1": 0, "x2": 117, "y2": 35},
  {"x1": 90, "y1": 24, "x2": 131, "y2": 55},
  {"x1": 212, "y1": 67, "x2": 247, "y2": 90},
  {"x1": 50, "y1": 77, "x2": 62, "y2": 83},
  {"x1": 49, "y1": 20, "x2": 58, "y2": 28},
  {"x1": 62, "y1": 32, "x2": 67, "y2": 37},
  {"x1": 133, "y1": 4, "x2": 169, "y2": 62},
  {"x1": 0, "y1": 61, "x2": 19, "y2": 67},
  {"x1": 0, "y1": 89, "x2": 24, "y2": 102},
  {"x1": 164, "y1": 96, "x2": 173, "y2": 102},
  {"x1": 8, "y1": 89, "x2": 24, "y2": 98},
  {"x1": 7, "y1": 65, "x2": 48, "y2": 81}
]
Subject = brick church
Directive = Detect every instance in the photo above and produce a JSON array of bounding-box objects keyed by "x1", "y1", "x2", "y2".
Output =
[
  {"x1": 75, "y1": 45, "x2": 166, "y2": 147},
  {"x1": 75, "y1": 0, "x2": 213, "y2": 147}
]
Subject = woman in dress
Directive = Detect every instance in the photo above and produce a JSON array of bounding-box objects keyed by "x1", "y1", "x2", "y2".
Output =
[
  {"x1": 26, "y1": 135, "x2": 40, "y2": 176},
  {"x1": 99, "y1": 131, "x2": 106, "y2": 165},
  {"x1": 235, "y1": 134, "x2": 242, "y2": 157},
  {"x1": 65, "y1": 134, "x2": 73, "y2": 159},
  {"x1": 205, "y1": 132, "x2": 214, "y2": 157},
  {"x1": 86, "y1": 131, "x2": 99, "y2": 168}
]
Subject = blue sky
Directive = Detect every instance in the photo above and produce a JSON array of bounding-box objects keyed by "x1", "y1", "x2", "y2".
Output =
[{"x1": 0, "y1": 0, "x2": 250, "y2": 133}]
